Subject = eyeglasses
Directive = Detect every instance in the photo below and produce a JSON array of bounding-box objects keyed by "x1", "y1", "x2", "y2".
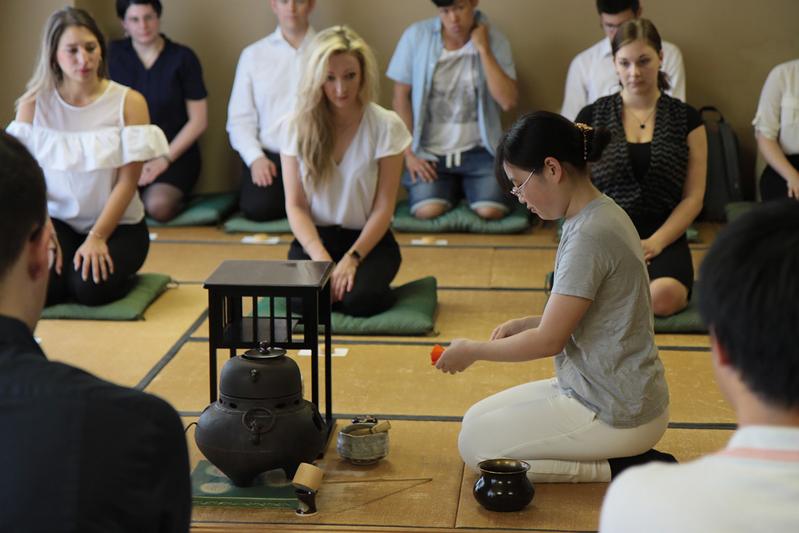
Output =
[{"x1": 507, "y1": 168, "x2": 536, "y2": 198}]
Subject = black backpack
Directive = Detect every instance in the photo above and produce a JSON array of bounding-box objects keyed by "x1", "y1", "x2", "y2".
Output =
[{"x1": 699, "y1": 106, "x2": 742, "y2": 221}]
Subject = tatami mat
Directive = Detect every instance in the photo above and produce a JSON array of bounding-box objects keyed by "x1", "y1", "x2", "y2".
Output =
[
  {"x1": 143, "y1": 242, "x2": 291, "y2": 282},
  {"x1": 186, "y1": 419, "x2": 464, "y2": 530},
  {"x1": 38, "y1": 221, "x2": 730, "y2": 533},
  {"x1": 146, "y1": 233, "x2": 710, "y2": 291},
  {"x1": 182, "y1": 412, "x2": 731, "y2": 532},
  {"x1": 656, "y1": 334, "x2": 710, "y2": 348},
  {"x1": 395, "y1": 247, "x2": 494, "y2": 287},
  {"x1": 150, "y1": 221, "x2": 720, "y2": 250},
  {"x1": 34, "y1": 284, "x2": 207, "y2": 387},
  {"x1": 153, "y1": 339, "x2": 731, "y2": 424},
  {"x1": 149, "y1": 226, "x2": 255, "y2": 242},
  {"x1": 190, "y1": 289, "x2": 546, "y2": 343},
  {"x1": 454, "y1": 428, "x2": 733, "y2": 532}
]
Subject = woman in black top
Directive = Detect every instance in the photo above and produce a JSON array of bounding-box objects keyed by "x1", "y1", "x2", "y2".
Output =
[
  {"x1": 576, "y1": 18, "x2": 706, "y2": 317},
  {"x1": 109, "y1": 0, "x2": 208, "y2": 222}
]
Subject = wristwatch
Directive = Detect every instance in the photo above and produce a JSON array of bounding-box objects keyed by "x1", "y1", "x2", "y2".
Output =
[{"x1": 349, "y1": 249, "x2": 362, "y2": 264}]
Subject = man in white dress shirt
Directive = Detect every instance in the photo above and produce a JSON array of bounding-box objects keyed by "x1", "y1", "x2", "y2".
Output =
[
  {"x1": 227, "y1": 0, "x2": 315, "y2": 221},
  {"x1": 599, "y1": 201, "x2": 799, "y2": 532},
  {"x1": 560, "y1": 0, "x2": 685, "y2": 120}
]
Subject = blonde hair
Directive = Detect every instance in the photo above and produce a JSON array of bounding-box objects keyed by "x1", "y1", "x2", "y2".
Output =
[
  {"x1": 293, "y1": 25, "x2": 379, "y2": 188},
  {"x1": 16, "y1": 7, "x2": 108, "y2": 109}
]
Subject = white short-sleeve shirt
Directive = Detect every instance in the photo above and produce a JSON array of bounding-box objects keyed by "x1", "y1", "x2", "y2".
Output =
[
  {"x1": 282, "y1": 103, "x2": 411, "y2": 229},
  {"x1": 599, "y1": 426, "x2": 799, "y2": 532},
  {"x1": 753, "y1": 59, "x2": 799, "y2": 155}
]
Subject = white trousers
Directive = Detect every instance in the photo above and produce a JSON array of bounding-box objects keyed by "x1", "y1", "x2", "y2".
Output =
[{"x1": 458, "y1": 378, "x2": 669, "y2": 483}]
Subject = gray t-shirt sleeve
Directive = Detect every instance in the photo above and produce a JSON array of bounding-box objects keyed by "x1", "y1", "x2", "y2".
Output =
[{"x1": 552, "y1": 230, "x2": 608, "y2": 302}]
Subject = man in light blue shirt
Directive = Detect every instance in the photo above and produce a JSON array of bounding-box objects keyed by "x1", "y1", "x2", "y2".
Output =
[{"x1": 387, "y1": 0, "x2": 517, "y2": 220}]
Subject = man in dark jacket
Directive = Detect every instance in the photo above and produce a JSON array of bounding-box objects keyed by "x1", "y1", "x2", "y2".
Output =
[{"x1": 0, "y1": 131, "x2": 191, "y2": 532}]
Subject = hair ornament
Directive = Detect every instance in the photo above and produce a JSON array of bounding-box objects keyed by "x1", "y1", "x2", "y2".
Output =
[{"x1": 574, "y1": 122, "x2": 592, "y2": 161}]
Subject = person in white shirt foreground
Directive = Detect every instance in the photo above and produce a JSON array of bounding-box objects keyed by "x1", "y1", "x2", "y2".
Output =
[{"x1": 600, "y1": 200, "x2": 799, "y2": 533}]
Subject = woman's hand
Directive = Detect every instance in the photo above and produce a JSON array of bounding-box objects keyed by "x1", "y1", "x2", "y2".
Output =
[
  {"x1": 435, "y1": 338, "x2": 477, "y2": 374},
  {"x1": 641, "y1": 237, "x2": 664, "y2": 264},
  {"x1": 139, "y1": 156, "x2": 170, "y2": 187},
  {"x1": 331, "y1": 254, "x2": 358, "y2": 302},
  {"x1": 250, "y1": 157, "x2": 277, "y2": 187},
  {"x1": 490, "y1": 317, "x2": 534, "y2": 340},
  {"x1": 787, "y1": 175, "x2": 799, "y2": 200},
  {"x1": 405, "y1": 152, "x2": 437, "y2": 183},
  {"x1": 74, "y1": 233, "x2": 114, "y2": 284}
]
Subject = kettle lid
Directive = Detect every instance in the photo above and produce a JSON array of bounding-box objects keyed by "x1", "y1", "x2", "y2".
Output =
[{"x1": 243, "y1": 341, "x2": 286, "y2": 361}]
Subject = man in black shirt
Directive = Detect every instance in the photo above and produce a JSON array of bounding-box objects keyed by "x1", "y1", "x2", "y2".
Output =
[{"x1": 0, "y1": 131, "x2": 191, "y2": 532}]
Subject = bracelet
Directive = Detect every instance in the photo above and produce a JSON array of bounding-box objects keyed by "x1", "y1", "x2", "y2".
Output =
[
  {"x1": 88, "y1": 229, "x2": 104, "y2": 240},
  {"x1": 161, "y1": 154, "x2": 173, "y2": 164},
  {"x1": 348, "y1": 249, "x2": 362, "y2": 264}
]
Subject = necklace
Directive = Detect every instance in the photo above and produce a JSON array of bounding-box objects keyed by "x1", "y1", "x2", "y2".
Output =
[{"x1": 627, "y1": 106, "x2": 656, "y2": 130}]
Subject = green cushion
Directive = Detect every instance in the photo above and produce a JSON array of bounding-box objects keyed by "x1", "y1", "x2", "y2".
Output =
[
  {"x1": 725, "y1": 201, "x2": 757, "y2": 223},
  {"x1": 654, "y1": 284, "x2": 707, "y2": 333},
  {"x1": 256, "y1": 276, "x2": 438, "y2": 335},
  {"x1": 41, "y1": 273, "x2": 171, "y2": 320},
  {"x1": 223, "y1": 213, "x2": 292, "y2": 234},
  {"x1": 392, "y1": 200, "x2": 531, "y2": 234},
  {"x1": 146, "y1": 193, "x2": 237, "y2": 227}
]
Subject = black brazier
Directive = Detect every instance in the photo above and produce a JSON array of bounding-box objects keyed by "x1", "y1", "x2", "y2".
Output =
[{"x1": 195, "y1": 342, "x2": 327, "y2": 486}]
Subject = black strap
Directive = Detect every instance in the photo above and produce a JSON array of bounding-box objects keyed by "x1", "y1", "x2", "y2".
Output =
[{"x1": 699, "y1": 106, "x2": 726, "y2": 122}]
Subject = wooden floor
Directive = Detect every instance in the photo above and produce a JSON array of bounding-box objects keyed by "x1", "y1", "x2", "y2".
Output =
[{"x1": 36, "y1": 220, "x2": 729, "y2": 533}]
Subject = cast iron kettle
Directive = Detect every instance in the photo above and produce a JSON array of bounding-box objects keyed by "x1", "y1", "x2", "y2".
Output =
[{"x1": 195, "y1": 341, "x2": 327, "y2": 486}]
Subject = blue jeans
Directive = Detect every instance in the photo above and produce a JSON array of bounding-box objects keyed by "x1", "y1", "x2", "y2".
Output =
[{"x1": 402, "y1": 147, "x2": 511, "y2": 214}]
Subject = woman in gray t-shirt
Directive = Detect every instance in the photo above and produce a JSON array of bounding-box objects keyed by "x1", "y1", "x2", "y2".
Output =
[{"x1": 435, "y1": 112, "x2": 672, "y2": 483}]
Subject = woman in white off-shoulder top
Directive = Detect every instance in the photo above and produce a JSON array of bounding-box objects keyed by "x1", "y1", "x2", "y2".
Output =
[{"x1": 7, "y1": 7, "x2": 168, "y2": 306}]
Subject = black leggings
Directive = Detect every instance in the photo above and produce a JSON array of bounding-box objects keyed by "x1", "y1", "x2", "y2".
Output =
[
  {"x1": 760, "y1": 154, "x2": 799, "y2": 201},
  {"x1": 239, "y1": 149, "x2": 285, "y2": 221},
  {"x1": 47, "y1": 218, "x2": 150, "y2": 306},
  {"x1": 288, "y1": 226, "x2": 402, "y2": 317}
]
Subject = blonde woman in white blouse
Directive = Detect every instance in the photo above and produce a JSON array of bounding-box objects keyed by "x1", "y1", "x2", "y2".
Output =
[
  {"x1": 7, "y1": 7, "x2": 168, "y2": 306},
  {"x1": 281, "y1": 26, "x2": 411, "y2": 316},
  {"x1": 754, "y1": 59, "x2": 799, "y2": 200}
]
